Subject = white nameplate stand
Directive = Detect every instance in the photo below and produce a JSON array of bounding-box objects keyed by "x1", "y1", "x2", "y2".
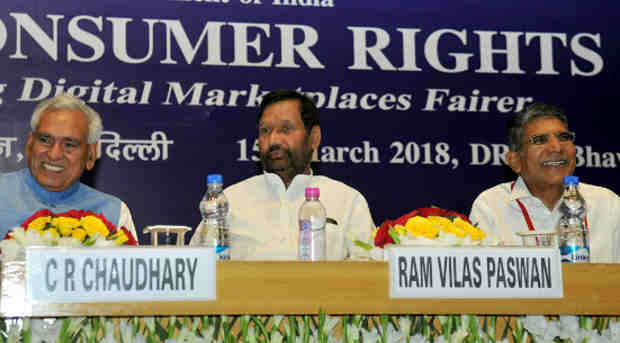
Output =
[
  {"x1": 387, "y1": 246, "x2": 563, "y2": 298},
  {"x1": 25, "y1": 246, "x2": 216, "y2": 303}
]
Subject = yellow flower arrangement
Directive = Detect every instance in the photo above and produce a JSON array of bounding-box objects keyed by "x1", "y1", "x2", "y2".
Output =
[
  {"x1": 371, "y1": 206, "x2": 488, "y2": 248},
  {"x1": 3, "y1": 209, "x2": 137, "y2": 248}
]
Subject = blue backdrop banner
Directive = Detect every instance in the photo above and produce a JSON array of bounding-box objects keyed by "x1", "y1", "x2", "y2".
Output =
[{"x1": 1, "y1": 1, "x2": 618, "y2": 243}]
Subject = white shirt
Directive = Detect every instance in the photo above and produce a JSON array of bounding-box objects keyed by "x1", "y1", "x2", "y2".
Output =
[
  {"x1": 469, "y1": 177, "x2": 620, "y2": 262},
  {"x1": 119, "y1": 202, "x2": 138, "y2": 243},
  {"x1": 223, "y1": 172, "x2": 375, "y2": 260}
]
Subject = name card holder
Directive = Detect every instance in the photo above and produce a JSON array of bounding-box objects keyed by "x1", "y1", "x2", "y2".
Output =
[
  {"x1": 25, "y1": 246, "x2": 216, "y2": 303},
  {"x1": 387, "y1": 246, "x2": 563, "y2": 299}
]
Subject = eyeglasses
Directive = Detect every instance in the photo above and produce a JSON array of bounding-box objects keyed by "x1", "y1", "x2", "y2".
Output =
[
  {"x1": 32, "y1": 131, "x2": 83, "y2": 152},
  {"x1": 527, "y1": 131, "x2": 576, "y2": 146}
]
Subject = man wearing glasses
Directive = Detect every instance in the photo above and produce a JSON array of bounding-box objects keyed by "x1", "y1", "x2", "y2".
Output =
[
  {"x1": 469, "y1": 103, "x2": 620, "y2": 262},
  {"x1": 0, "y1": 94, "x2": 138, "y2": 241}
]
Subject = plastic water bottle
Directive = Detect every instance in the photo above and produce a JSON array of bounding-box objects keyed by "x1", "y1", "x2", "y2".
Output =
[
  {"x1": 298, "y1": 187, "x2": 326, "y2": 261},
  {"x1": 557, "y1": 176, "x2": 589, "y2": 263},
  {"x1": 189, "y1": 174, "x2": 230, "y2": 260}
]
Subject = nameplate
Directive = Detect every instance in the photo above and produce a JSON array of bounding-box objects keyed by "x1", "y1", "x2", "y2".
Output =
[
  {"x1": 388, "y1": 246, "x2": 562, "y2": 298},
  {"x1": 25, "y1": 247, "x2": 216, "y2": 303}
]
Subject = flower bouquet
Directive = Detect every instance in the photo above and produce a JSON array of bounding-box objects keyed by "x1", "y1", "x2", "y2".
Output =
[
  {"x1": 1, "y1": 209, "x2": 138, "y2": 261},
  {"x1": 354, "y1": 206, "x2": 497, "y2": 260}
]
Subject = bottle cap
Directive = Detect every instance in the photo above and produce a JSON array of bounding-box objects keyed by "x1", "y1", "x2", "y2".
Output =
[
  {"x1": 563, "y1": 176, "x2": 579, "y2": 185},
  {"x1": 207, "y1": 174, "x2": 223, "y2": 185},
  {"x1": 305, "y1": 187, "x2": 320, "y2": 198}
]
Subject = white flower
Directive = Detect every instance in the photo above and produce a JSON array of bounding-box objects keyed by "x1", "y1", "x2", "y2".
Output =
[
  {"x1": 361, "y1": 327, "x2": 380, "y2": 343},
  {"x1": 520, "y1": 315, "x2": 547, "y2": 336},
  {"x1": 80, "y1": 323, "x2": 97, "y2": 341},
  {"x1": 521, "y1": 315, "x2": 561, "y2": 342},
  {"x1": 608, "y1": 319, "x2": 620, "y2": 341},
  {"x1": 192, "y1": 317, "x2": 202, "y2": 332},
  {"x1": 57, "y1": 237, "x2": 83, "y2": 247},
  {"x1": 542, "y1": 321, "x2": 561, "y2": 342},
  {"x1": 482, "y1": 230, "x2": 500, "y2": 246},
  {"x1": 436, "y1": 231, "x2": 466, "y2": 246},
  {"x1": 199, "y1": 327, "x2": 215, "y2": 343},
  {"x1": 1, "y1": 227, "x2": 51, "y2": 260},
  {"x1": 559, "y1": 315, "x2": 581, "y2": 339},
  {"x1": 398, "y1": 316, "x2": 412, "y2": 338},
  {"x1": 530, "y1": 338, "x2": 556, "y2": 343},
  {"x1": 6, "y1": 226, "x2": 26, "y2": 242},
  {"x1": 24, "y1": 229, "x2": 47, "y2": 246},
  {"x1": 39, "y1": 230, "x2": 59, "y2": 245},
  {"x1": 247, "y1": 327, "x2": 257, "y2": 343},
  {"x1": 272, "y1": 315, "x2": 284, "y2": 329},
  {"x1": 568, "y1": 329, "x2": 588, "y2": 343},
  {"x1": 270, "y1": 331, "x2": 283, "y2": 343},
  {"x1": 176, "y1": 327, "x2": 197, "y2": 341},
  {"x1": 93, "y1": 237, "x2": 117, "y2": 247},
  {"x1": 30, "y1": 318, "x2": 63, "y2": 343},
  {"x1": 410, "y1": 333, "x2": 429, "y2": 343},
  {"x1": 6, "y1": 322, "x2": 21, "y2": 343},
  {"x1": 345, "y1": 324, "x2": 360, "y2": 342},
  {"x1": 450, "y1": 327, "x2": 468, "y2": 343},
  {"x1": 144, "y1": 316, "x2": 156, "y2": 332},
  {"x1": 100, "y1": 331, "x2": 121, "y2": 343},
  {"x1": 323, "y1": 315, "x2": 339, "y2": 334},
  {"x1": 186, "y1": 332, "x2": 211, "y2": 343},
  {"x1": 369, "y1": 247, "x2": 386, "y2": 261},
  {"x1": 66, "y1": 317, "x2": 86, "y2": 337},
  {"x1": 119, "y1": 320, "x2": 134, "y2": 342},
  {"x1": 21, "y1": 318, "x2": 30, "y2": 331},
  {"x1": 583, "y1": 329, "x2": 606, "y2": 343},
  {"x1": 386, "y1": 325, "x2": 405, "y2": 343},
  {"x1": 134, "y1": 333, "x2": 148, "y2": 343},
  {"x1": 0, "y1": 239, "x2": 22, "y2": 261}
]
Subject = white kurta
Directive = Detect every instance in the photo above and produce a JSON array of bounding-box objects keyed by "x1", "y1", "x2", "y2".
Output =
[
  {"x1": 224, "y1": 172, "x2": 375, "y2": 260},
  {"x1": 470, "y1": 177, "x2": 620, "y2": 262}
]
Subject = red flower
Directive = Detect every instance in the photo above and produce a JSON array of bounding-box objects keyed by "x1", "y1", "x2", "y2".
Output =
[
  {"x1": 120, "y1": 227, "x2": 138, "y2": 246},
  {"x1": 374, "y1": 206, "x2": 474, "y2": 248},
  {"x1": 20, "y1": 208, "x2": 53, "y2": 229},
  {"x1": 55, "y1": 209, "x2": 89, "y2": 220},
  {"x1": 443, "y1": 210, "x2": 470, "y2": 223},
  {"x1": 393, "y1": 209, "x2": 420, "y2": 226},
  {"x1": 10, "y1": 208, "x2": 138, "y2": 246},
  {"x1": 374, "y1": 220, "x2": 394, "y2": 248},
  {"x1": 416, "y1": 207, "x2": 446, "y2": 217}
]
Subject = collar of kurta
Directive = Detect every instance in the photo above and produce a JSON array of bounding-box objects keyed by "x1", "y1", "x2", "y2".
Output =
[
  {"x1": 508, "y1": 176, "x2": 533, "y2": 203},
  {"x1": 23, "y1": 168, "x2": 80, "y2": 205},
  {"x1": 262, "y1": 169, "x2": 314, "y2": 198},
  {"x1": 509, "y1": 176, "x2": 563, "y2": 213}
]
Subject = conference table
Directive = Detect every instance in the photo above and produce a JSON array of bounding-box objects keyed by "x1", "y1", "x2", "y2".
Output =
[{"x1": 1, "y1": 261, "x2": 619, "y2": 341}]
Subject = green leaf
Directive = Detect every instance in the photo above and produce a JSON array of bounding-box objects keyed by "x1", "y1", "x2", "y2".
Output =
[
  {"x1": 388, "y1": 227, "x2": 401, "y2": 245},
  {"x1": 302, "y1": 316, "x2": 310, "y2": 343},
  {"x1": 155, "y1": 317, "x2": 169, "y2": 341},
  {"x1": 58, "y1": 318, "x2": 71, "y2": 343},
  {"x1": 353, "y1": 239, "x2": 373, "y2": 251},
  {"x1": 251, "y1": 316, "x2": 270, "y2": 341}
]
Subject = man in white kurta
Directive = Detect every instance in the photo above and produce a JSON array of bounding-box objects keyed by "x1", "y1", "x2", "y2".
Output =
[
  {"x1": 224, "y1": 90, "x2": 375, "y2": 260},
  {"x1": 225, "y1": 172, "x2": 374, "y2": 260},
  {"x1": 469, "y1": 103, "x2": 620, "y2": 262},
  {"x1": 470, "y1": 176, "x2": 620, "y2": 262}
]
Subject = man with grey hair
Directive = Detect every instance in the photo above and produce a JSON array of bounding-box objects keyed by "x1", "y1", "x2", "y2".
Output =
[
  {"x1": 0, "y1": 93, "x2": 137, "y2": 240},
  {"x1": 469, "y1": 103, "x2": 620, "y2": 262}
]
